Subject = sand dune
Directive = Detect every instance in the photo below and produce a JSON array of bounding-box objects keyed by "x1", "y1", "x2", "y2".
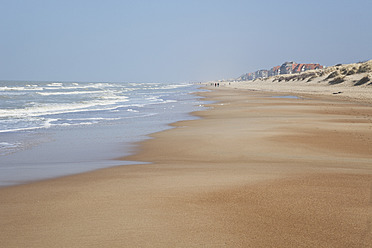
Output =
[{"x1": 222, "y1": 60, "x2": 372, "y2": 104}]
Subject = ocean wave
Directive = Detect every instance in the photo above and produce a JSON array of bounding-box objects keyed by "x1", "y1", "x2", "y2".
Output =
[
  {"x1": 46, "y1": 82, "x2": 64, "y2": 87},
  {"x1": 43, "y1": 82, "x2": 122, "y2": 91},
  {"x1": 0, "y1": 142, "x2": 22, "y2": 156},
  {"x1": 0, "y1": 142, "x2": 20, "y2": 148},
  {"x1": 127, "y1": 108, "x2": 139, "y2": 113},
  {"x1": 0, "y1": 116, "x2": 104, "y2": 133},
  {"x1": 36, "y1": 90, "x2": 102, "y2": 96},
  {"x1": 150, "y1": 83, "x2": 191, "y2": 90},
  {"x1": 0, "y1": 82, "x2": 188, "y2": 97},
  {"x1": 0, "y1": 118, "x2": 57, "y2": 133},
  {"x1": 0, "y1": 86, "x2": 44, "y2": 91},
  {"x1": 0, "y1": 81, "x2": 197, "y2": 136},
  {"x1": 65, "y1": 117, "x2": 122, "y2": 121},
  {"x1": 145, "y1": 96, "x2": 177, "y2": 104},
  {"x1": 0, "y1": 82, "x2": 127, "y2": 92},
  {"x1": 0, "y1": 97, "x2": 129, "y2": 118},
  {"x1": 55, "y1": 122, "x2": 95, "y2": 127}
]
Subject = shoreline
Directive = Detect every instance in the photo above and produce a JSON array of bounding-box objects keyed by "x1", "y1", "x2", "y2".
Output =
[
  {"x1": 1, "y1": 87, "x2": 372, "y2": 247},
  {"x1": 0, "y1": 83, "x2": 204, "y2": 187}
]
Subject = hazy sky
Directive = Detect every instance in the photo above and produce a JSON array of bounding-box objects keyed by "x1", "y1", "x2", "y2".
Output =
[{"x1": 1, "y1": 0, "x2": 372, "y2": 83}]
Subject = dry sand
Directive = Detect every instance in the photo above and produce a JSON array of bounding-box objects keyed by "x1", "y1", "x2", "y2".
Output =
[{"x1": 1, "y1": 85, "x2": 372, "y2": 247}]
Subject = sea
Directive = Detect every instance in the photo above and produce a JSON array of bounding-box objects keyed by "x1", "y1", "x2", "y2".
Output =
[{"x1": 0, "y1": 81, "x2": 206, "y2": 186}]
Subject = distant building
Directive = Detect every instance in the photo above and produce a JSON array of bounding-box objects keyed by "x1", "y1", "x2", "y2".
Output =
[
  {"x1": 280, "y1": 62, "x2": 296, "y2": 75},
  {"x1": 269, "y1": 66, "x2": 281, "y2": 77},
  {"x1": 239, "y1": 72, "x2": 254, "y2": 81},
  {"x1": 247, "y1": 72, "x2": 254, "y2": 80},
  {"x1": 293, "y1": 64, "x2": 305, "y2": 73},
  {"x1": 304, "y1": 64, "x2": 323, "y2": 70},
  {"x1": 239, "y1": 61, "x2": 324, "y2": 81},
  {"x1": 255, "y1": 69, "x2": 269, "y2": 79}
]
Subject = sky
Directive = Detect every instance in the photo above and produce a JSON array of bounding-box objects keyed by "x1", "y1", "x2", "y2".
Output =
[{"x1": 1, "y1": 0, "x2": 372, "y2": 83}]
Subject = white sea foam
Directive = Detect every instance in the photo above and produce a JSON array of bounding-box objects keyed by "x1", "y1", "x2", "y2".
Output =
[
  {"x1": 0, "y1": 81, "x2": 197, "y2": 135},
  {"x1": 0, "y1": 142, "x2": 22, "y2": 156},
  {"x1": 0, "y1": 86, "x2": 43, "y2": 91},
  {"x1": 151, "y1": 83, "x2": 191, "y2": 90},
  {"x1": 37, "y1": 90, "x2": 102, "y2": 96},
  {"x1": 127, "y1": 109, "x2": 139, "y2": 113},
  {"x1": 43, "y1": 82, "x2": 120, "y2": 91},
  {"x1": 46, "y1": 82, "x2": 63, "y2": 87},
  {"x1": 0, "y1": 97, "x2": 129, "y2": 118},
  {"x1": 0, "y1": 125, "x2": 46, "y2": 133},
  {"x1": 0, "y1": 142, "x2": 20, "y2": 148},
  {"x1": 65, "y1": 117, "x2": 122, "y2": 121},
  {"x1": 57, "y1": 122, "x2": 94, "y2": 127},
  {"x1": 0, "y1": 117, "x2": 58, "y2": 133}
]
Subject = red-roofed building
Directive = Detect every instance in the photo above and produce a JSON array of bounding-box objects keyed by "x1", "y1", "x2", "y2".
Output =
[
  {"x1": 293, "y1": 64, "x2": 305, "y2": 73},
  {"x1": 269, "y1": 66, "x2": 281, "y2": 76},
  {"x1": 304, "y1": 64, "x2": 323, "y2": 70}
]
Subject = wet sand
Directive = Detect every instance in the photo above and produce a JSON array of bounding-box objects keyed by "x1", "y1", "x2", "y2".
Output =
[{"x1": 0, "y1": 88, "x2": 372, "y2": 247}]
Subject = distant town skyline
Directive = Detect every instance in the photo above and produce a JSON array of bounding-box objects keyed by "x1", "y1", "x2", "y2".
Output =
[
  {"x1": 1, "y1": 0, "x2": 372, "y2": 83},
  {"x1": 240, "y1": 61, "x2": 324, "y2": 81}
]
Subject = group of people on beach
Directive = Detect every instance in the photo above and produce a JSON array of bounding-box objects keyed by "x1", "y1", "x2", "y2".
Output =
[{"x1": 211, "y1": 82, "x2": 220, "y2": 87}]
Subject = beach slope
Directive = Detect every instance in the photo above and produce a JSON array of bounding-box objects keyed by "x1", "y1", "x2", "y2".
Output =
[{"x1": 0, "y1": 87, "x2": 372, "y2": 247}]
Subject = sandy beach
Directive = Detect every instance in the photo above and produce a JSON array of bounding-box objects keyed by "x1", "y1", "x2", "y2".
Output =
[{"x1": 1, "y1": 79, "x2": 372, "y2": 246}]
